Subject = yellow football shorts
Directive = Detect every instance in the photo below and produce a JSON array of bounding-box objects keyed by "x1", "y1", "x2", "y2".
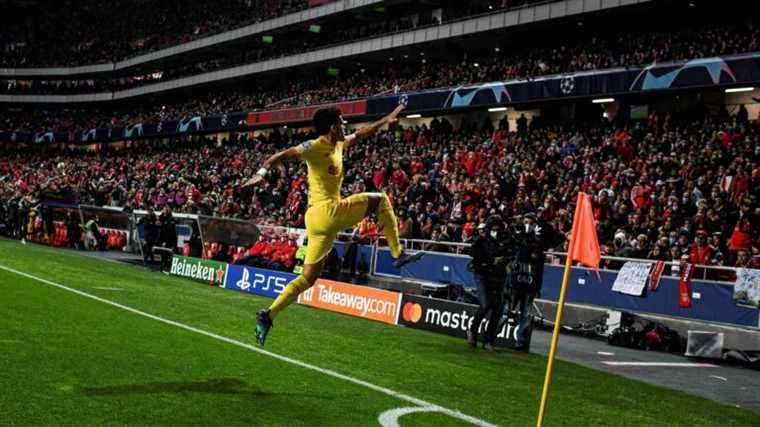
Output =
[{"x1": 303, "y1": 193, "x2": 371, "y2": 265}]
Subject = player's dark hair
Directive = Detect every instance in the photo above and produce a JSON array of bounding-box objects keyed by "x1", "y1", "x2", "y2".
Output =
[
  {"x1": 313, "y1": 107, "x2": 342, "y2": 135},
  {"x1": 486, "y1": 214, "x2": 504, "y2": 229}
]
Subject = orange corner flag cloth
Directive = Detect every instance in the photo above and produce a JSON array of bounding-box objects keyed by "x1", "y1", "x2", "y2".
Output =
[{"x1": 568, "y1": 192, "x2": 601, "y2": 271}]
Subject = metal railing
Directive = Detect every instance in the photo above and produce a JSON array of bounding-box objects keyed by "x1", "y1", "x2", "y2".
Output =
[
  {"x1": 342, "y1": 235, "x2": 743, "y2": 285},
  {"x1": 55, "y1": 208, "x2": 745, "y2": 286}
]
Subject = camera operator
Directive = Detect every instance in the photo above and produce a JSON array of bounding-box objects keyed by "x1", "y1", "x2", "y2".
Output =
[
  {"x1": 158, "y1": 206, "x2": 179, "y2": 271},
  {"x1": 139, "y1": 209, "x2": 159, "y2": 263},
  {"x1": 65, "y1": 211, "x2": 82, "y2": 249},
  {"x1": 467, "y1": 215, "x2": 510, "y2": 350},
  {"x1": 507, "y1": 209, "x2": 557, "y2": 350},
  {"x1": 158, "y1": 205, "x2": 178, "y2": 254}
]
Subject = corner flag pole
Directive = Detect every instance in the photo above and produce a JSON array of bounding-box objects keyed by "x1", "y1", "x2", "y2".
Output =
[
  {"x1": 535, "y1": 240, "x2": 574, "y2": 427},
  {"x1": 536, "y1": 191, "x2": 601, "y2": 427}
]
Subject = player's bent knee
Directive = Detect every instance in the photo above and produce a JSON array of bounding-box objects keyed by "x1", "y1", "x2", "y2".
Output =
[
  {"x1": 379, "y1": 192, "x2": 391, "y2": 208},
  {"x1": 302, "y1": 264, "x2": 322, "y2": 285},
  {"x1": 365, "y1": 194, "x2": 382, "y2": 216}
]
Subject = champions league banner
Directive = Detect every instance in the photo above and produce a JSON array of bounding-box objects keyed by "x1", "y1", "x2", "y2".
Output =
[
  {"x1": 2, "y1": 53, "x2": 759, "y2": 145},
  {"x1": 368, "y1": 52, "x2": 760, "y2": 114}
]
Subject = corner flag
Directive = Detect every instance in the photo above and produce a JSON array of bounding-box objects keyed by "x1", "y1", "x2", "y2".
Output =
[{"x1": 568, "y1": 192, "x2": 601, "y2": 269}]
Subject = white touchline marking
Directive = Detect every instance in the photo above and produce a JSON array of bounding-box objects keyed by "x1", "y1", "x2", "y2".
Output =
[
  {"x1": 602, "y1": 362, "x2": 718, "y2": 368},
  {"x1": 0, "y1": 263, "x2": 495, "y2": 427},
  {"x1": 378, "y1": 406, "x2": 442, "y2": 427},
  {"x1": 709, "y1": 375, "x2": 728, "y2": 381},
  {"x1": 597, "y1": 351, "x2": 615, "y2": 356},
  {"x1": 94, "y1": 287, "x2": 124, "y2": 291}
]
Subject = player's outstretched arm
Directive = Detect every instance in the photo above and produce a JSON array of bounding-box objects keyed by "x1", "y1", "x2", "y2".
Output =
[
  {"x1": 243, "y1": 147, "x2": 300, "y2": 187},
  {"x1": 346, "y1": 102, "x2": 406, "y2": 145}
]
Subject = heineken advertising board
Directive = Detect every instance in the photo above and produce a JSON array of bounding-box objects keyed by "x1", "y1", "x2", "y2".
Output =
[{"x1": 169, "y1": 255, "x2": 228, "y2": 286}]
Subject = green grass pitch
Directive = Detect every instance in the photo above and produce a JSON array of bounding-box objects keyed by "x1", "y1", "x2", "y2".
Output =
[{"x1": 0, "y1": 238, "x2": 756, "y2": 426}]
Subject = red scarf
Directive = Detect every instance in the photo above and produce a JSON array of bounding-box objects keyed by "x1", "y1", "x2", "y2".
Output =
[
  {"x1": 678, "y1": 262, "x2": 694, "y2": 308},
  {"x1": 649, "y1": 261, "x2": 666, "y2": 292}
]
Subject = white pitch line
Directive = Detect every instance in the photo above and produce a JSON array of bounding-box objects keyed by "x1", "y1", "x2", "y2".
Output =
[
  {"x1": 0, "y1": 263, "x2": 495, "y2": 427},
  {"x1": 597, "y1": 351, "x2": 615, "y2": 356},
  {"x1": 378, "y1": 406, "x2": 442, "y2": 427},
  {"x1": 602, "y1": 362, "x2": 718, "y2": 368},
  {"x1": 709, "y1": 375, "x2": 728, "y2": 381}
]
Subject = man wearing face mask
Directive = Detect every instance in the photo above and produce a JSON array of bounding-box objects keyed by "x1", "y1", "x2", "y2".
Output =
[{"x1": 467, "y1": 215, "x2": 510, "y2": 350}]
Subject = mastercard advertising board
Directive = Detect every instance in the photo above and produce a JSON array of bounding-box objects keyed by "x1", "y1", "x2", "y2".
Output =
[
  {"x1": 297, "y1": 279, "x2": 402, "y2": 325},
  {"x1": 397, "y1": 294, "x2": 530, "y2": 350}
]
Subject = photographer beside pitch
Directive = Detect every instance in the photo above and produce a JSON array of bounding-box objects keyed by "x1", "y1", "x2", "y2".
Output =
[
  {"x1": 467, "y1": 215, "x2": 511, "y2": 350},
  {"x1": 507, "y1": 210, "x2": 557, "y2": 350}
]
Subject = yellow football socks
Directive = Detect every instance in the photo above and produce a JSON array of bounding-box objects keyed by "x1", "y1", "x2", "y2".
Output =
[
  {"x1": 268, "y1": 275, "x2": 311, "y2": 319},
  {"x1": 377, "y1": 193, "x2": 402, "y2": 258}
]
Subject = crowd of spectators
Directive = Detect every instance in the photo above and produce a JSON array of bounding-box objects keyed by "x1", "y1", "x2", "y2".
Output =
[
  {"x1": 1, "y1": 1, "x2": 548, "y2": 69},
  {"x1": 3, "y1": 15, "x2": 759, "y2": 98},
  {"x1": 1, "y1": 109, "x2": 758, "y2": 270},
  {"x1": 0, "y1": 0, "x2": 310, "y2": 67},
  {"x1": 0, "y1": 0, "x2": 550, "y2": 95}
]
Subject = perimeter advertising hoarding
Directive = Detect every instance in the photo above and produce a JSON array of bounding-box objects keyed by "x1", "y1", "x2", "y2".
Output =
[
  {"x1": 297, "y1": 279, "x2": 401, "y2": 325},
  {"x1": 398, "y1": 294, "x2": 531, "y2": 350},
  {"x1": 169, "y1": 255, "x2": 228, "y2": 286},
  {"x1": 223, "y1": 264, "x2": 295, "y2": 299},
  {"x1": 246, "y1": 100, "x2": 367, "y2": 126}
]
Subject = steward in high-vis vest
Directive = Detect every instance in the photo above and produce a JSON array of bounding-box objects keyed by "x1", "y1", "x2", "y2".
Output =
[
  {"x1": 293, "y1": 239, "x2": 308, "y2": 274},
  {"x1": 84, "y1": 216, "x2": 103, "y2": 250}
]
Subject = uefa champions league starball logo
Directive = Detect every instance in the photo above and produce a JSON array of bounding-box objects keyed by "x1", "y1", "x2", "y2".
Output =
[{"x1": 560, "y1": 75, "x2": 575, "y2": 95}]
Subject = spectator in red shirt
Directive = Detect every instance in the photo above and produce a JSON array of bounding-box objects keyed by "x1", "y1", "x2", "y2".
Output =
[
  {"x1": 689, "y1": 230, "x2": 712, "y2": 265},
  {"x1": 391, "y1": 165, "x2": 409, "y2": 191},
  {"x1": 728, "y1": 198, "x2": 757, "y2": 253},
  {"x1": 592, "y1": 192, "x2": 612, "y2": 221},
  {"x1": 372, "y1": 164, "x2": 387, "y2": 190}
]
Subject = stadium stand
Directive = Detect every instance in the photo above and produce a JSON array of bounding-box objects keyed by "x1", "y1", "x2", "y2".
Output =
[
  {"x1": 1, "y1": 18, "x2": 758, "y2": 136},
  {"x1": 0, "y1": 0, "x2": 311, "y2": 67},
  {"x1": 2, "y1": 18, "x2": 758, "y2": 96},
  {"x1": 0, "y1": 1, "x2": 550, "y2": 68},
  {"x1": 0, "y1": 0, "x2": 757, "y2": 271}
]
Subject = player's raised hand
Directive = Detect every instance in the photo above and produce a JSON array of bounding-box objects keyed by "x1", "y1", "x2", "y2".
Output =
[
  {"x1": 386, "y1": 98, "x2": 406, "y2": 124},
  {"x1": 242, "y1": 173, "x2": 264, "y2": 188}
]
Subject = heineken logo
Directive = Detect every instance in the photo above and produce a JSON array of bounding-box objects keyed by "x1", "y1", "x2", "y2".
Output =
[{"x1": 170, "y1": 256, "x2": 226, "y2": 284}]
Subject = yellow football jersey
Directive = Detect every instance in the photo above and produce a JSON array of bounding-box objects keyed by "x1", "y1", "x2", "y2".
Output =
[{"x1": 296, "y1": 136, "x2": 344, "y2": 206}]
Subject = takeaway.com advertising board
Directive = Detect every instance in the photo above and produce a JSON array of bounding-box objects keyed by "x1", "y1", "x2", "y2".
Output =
[{"x1": 297, "y1": 279, "x2": 402, "y2": 325}]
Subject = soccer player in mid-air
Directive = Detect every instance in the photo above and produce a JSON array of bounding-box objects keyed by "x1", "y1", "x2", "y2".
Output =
[{"x1": 244, "y1": 99, "x2": 424, "y2": 346}]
